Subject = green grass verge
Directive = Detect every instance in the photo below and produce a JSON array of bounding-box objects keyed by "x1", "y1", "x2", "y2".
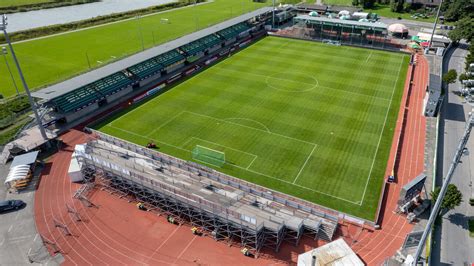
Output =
[
  {"x1": 365, "y1": 4, "x2": 435, "y2": 23},
  {"x1": 0, "y1": 0, "x2": 269, "y2": 98},
  {"x1": 96, "y1": 37, "x2": 409, "y2": 220},
  {"x1": 469, "y1": 219, "x2": 474, "y2": 238},
  {"x1": 323, "y1": 0, "x2": 353, "y2": 6}
]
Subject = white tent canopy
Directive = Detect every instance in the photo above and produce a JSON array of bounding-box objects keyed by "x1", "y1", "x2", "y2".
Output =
[
  {"x1": 338, "y1": 10, "x2": 350, "y2": 16},
  {"x1": 388, "y1": 23, "x2": 409, "y2": 33},
  {"x1": 5, "y1": 164, "x2": 31, "y2": 184}
]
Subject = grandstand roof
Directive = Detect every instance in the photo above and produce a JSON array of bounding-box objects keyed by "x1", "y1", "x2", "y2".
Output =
[
  {"x1": 295, "y1": 15, "x2": 387, "y2": 30},
  {"x1": 32, "y1": 7, "x2": 272, "y2": 100}
]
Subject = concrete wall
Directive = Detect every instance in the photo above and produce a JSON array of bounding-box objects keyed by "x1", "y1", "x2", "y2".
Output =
[
  {"x1": 139, "y1": 72, "x2": 161, "y2": 87},
  {"x1": 106, "y1": 86, "x2": 133, "y2": 103},
  {"x1": 64, "y1": 102, "x2": 99, "y2": 123}
]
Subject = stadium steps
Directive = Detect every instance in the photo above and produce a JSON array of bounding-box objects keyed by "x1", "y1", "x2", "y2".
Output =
[
  {"x1": 317, "y1": 221, "x2": 337, "y2": 242},
  {"x1": 128, "y1": 58, "x2": 163, "y2": 79},
  {"x1": 156, "y1": 49, "x2": 185, "y2": 68},
  {"x1": 52, "y1": 86, "x2": 102, "y2": 113}
]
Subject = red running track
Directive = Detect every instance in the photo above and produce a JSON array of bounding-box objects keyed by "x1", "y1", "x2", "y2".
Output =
[
  {"x1": 34, "y1": 55, "x2": 428, "y2": 265},
  {"x1": 339, "y1": 54, "x2": 428, "y2": 265}
]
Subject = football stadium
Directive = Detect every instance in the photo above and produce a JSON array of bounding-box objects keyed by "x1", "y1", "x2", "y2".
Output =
[
  {"x1": 1, "y1": 3, "x2": 433, "y2": 263},
  {"x1": 96, "y1": 36, "x2": 409, "y2": 220}
]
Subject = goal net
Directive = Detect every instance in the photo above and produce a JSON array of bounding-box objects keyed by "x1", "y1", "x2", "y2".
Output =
[{"x1": 192, "y1": 145, "x2": 225, "y2": 167}]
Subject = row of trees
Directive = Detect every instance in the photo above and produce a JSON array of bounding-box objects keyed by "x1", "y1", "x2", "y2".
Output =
[{"x1": 444, "y1": 0, "x2": 474, "y2": 42}]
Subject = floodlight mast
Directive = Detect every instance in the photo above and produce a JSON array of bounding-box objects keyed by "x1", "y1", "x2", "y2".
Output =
[
  {"x1": 1, "y1": 14, "x2": 50, "y2": 146},
  {"x1": 412, "y1": 111, "x2": 474, "y2": 265}
]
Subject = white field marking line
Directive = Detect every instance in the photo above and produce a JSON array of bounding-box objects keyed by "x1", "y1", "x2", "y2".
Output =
[
  {"x1": 214, "y1": 65, "x2": 390, "y2": 101},
  {"x1": 187, "y1": 137, "x2": 258, "y2": 169},
  {"x1": 265, "y1": 73, "x2": 319, "y2": 93},
  {"x1": 292, "y1": 144, "x2": 318, "y2": 184},
  {"x1": 231, "y1": 162, "x2": 360, "y2": 204},
  {"x1": 107, "y1": 125, "x2": 190, "y2": 153},
  {"x1": 184, "y1": 111, "x2": 318, "y2": 146},
  {"x1": 246, "y1": 155, "x2": 258, "y2": 170},
  {"x1": 146, "y1": 111, "x2": 186, "y2": 137},
  {"x1": 190, "y1": 137, "x2": 258, "y2": 157},
  {"x1": 359, "y1": 56, "x2": 405, "y2": 206},
  {"x1": 366, "y1": 52, "x2": 373, "y2": 63},
  {"x1": 223, "y1": 117, "x2": 271, "y2": 133},
  {"x1": 148, "y1": 225, "x2": 182, "y2": 261},
  {"x1": 173, "y1": 235, "x2": 198, "y2": 264},
  {"x1": 107, "y1": 116, "x2": 359, "y2": 204},
  {"x1": 108, "y1": 125, "x2": 359, "y2": 204}
]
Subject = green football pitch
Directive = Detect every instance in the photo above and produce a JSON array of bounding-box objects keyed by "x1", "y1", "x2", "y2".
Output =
[{"x1": 97, "y1": 37, "x2": 409, "y2": 220}]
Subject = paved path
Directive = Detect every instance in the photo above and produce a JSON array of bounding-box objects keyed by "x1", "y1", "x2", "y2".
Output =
[
  {"x1": 431, "y1": 43, "x2": 474, "y2": 266},
  {"x1": 0, "y1": 162, "x2": 60, "y2": 265}
]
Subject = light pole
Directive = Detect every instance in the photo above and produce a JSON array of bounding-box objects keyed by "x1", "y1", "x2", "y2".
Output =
[
  {"x1": 2, "y1": 46, "x2": 19, "y2": 95},
  {"x1": 272, "y1": 0, "x2": 276, "y2": 29},
  {"x1": 412, "y1": 112, "x2": 474, "y2": 265},
  {"x1": 427, "y1": 0, "x2": 443, "y2": 52},
  {"x1": 136, "y1": 15, "x2": 144, "y2": 51},
  {"x1": 1, "y1": 14, "x2": 49, "y2": 145}
]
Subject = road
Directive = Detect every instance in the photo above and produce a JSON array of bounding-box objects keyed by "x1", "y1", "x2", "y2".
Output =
[{"x1": 431, "y1": 43, "x2": 474, "y2": 266}]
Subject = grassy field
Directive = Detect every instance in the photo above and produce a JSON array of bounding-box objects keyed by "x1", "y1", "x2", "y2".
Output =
[
  {"x1": 0, "y1": 0, "x2": 268, "y2": 98},
  {"x1": 97, "y1": 37, "x2": 409, "y2": 220},
  {"x1": 0, "y1": 0, "x2": 54, "y2": 8},
  {"x1": 365, "y1": 4, "x2": 435, "y2": 23}
]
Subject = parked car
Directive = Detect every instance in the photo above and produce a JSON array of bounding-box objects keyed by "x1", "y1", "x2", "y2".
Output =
[{"x1": 0, "y1": 200, "x2": 25, "y2": 213}]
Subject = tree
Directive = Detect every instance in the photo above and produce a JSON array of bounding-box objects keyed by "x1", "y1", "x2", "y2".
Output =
[
  {"x1": 443, "y1": 69, "x2": 458, "y2": 84},
  {"x1": 458, "y1": 73, "x2": 469, "y2": 82},
  {"x1": 360, "y1": 0, "x2": 376, "y2": 8},
  {"x1": 448, "y1": 17, "x2": 474, "y2": 42},
  {"x1": 390, "y1": 0, "x2": 405, "y2": 13},
  {"x1": 441, "y1": 0, "x2": 474, "y2": 22},
  {"x1": 431, "y1": 184, "x2": 463, "y2": 216},
  {"x1": 465, "y1": 39, "x2": 474, "y2": 71}
]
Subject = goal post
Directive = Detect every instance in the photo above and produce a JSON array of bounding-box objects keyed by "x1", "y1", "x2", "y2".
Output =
[{"x1": 192, "y1": 145, "x2": 225, "y2": 167}]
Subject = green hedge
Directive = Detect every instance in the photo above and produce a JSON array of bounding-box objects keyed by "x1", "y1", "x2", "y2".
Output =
[
  {"x1": 0, "y1": 0, "x2": 205, "y2": 44},
  {"x1": 0, "y1": 96, "x2": 31, "y2": 128}
]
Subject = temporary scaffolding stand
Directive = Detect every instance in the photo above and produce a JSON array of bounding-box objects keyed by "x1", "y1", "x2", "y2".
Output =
[{"x1": 74, "y1": 129, "x2": 339, "y2": 257}]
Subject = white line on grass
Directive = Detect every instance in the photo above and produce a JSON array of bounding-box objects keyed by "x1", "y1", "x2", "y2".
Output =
[
  {"x1": 146, "y1": 111, "x2": 186, "y2": 137},
  {"x1": 365, "y1": 52, "x2": 373, "y2": 63},
  {"x1": 189, "y1": 137, "x2": 258, "y2": 157},
  {"x1": 359, "y1": 56, "x2": 405, "y2": 206},
  {"x1": 107, "y1": 115, "x2": 360, "y2": 204},
  {"x1": 246, "y1": 156, "x2": 258, "y2": 170},
  {"x1": 185, "y1": 111, "x2": 318, "y2": 146},
  {"x1": 214, "y1": 66, "x2": 391, "y2": 101},
  {"x1": 292, "y1": 144, "x2": 318, "y2": 184},
  {"x1": 223, "y1": 117, "x2": 271, "y2": 133}
]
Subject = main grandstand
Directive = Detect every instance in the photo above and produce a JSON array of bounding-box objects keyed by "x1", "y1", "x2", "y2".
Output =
[{"x1": 19, "y1": 5, "x2": 414, "y2": 259}]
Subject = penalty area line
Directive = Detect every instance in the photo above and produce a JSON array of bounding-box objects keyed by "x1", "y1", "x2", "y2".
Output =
[{"x1": 292, "y1": 144, "x2": 318, "y2": 184}]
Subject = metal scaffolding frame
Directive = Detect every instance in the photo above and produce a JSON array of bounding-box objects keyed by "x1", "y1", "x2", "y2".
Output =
[{"x1": 73, "y1": 130, "x2": 339, "y2": 257}]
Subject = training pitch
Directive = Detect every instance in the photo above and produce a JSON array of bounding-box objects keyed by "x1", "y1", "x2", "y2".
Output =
[{"x1": 97, "y1": 37, "x2": 409, "y2": 220}]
